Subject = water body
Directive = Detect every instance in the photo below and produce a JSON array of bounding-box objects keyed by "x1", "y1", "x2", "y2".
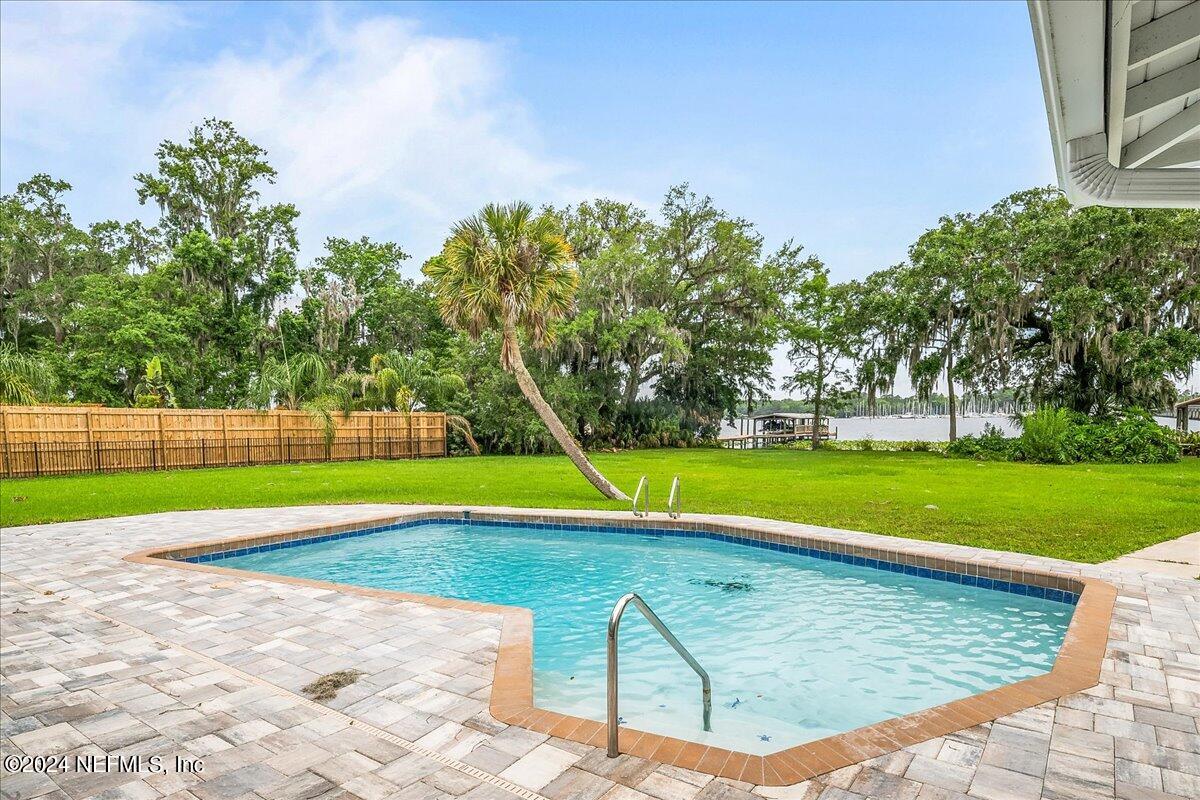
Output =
[
  {"x1": 722, "y1": 414, "x2": 1177, "y2": 442},
  {"x1": 217, "y1": 520, "x2": 1071, "y2": 753}
]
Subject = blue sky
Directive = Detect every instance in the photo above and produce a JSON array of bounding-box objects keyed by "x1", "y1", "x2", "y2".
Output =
[{"x1": 1, "y1": 0, "x2": 1055, "y2": 280}]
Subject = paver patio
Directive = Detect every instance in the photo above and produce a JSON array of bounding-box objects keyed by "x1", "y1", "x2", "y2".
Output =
[
  {"x1": 1104, "y1": 533, "x2": 1200, "y2": 583},
  {"x1": 2, "y1": 505, "x2": 1197, "y2": 800}
]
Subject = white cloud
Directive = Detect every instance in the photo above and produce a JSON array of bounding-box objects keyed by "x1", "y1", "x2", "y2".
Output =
[
  {"x1": 1, "y1": 2, "x2": 585, "y2": 266},
  {"x1": 0, "y1": 0, "x2": 181, "y2": 151}
]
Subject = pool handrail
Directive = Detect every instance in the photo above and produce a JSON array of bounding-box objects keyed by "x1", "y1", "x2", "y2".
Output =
[
  {"x1": 667, "y1": 475, "x2": 681, "y2": 519},
  {"x1": 632, "y1": 476, "x2": 649, "y2": 517},
  {"x1": 607, "y1": 591, "x2": 712, "y2": 757}
]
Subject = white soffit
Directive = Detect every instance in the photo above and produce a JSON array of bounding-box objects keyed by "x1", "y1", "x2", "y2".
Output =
[{"x1": 1028, "y1": 0, "x2": 1200, "y2": 207}]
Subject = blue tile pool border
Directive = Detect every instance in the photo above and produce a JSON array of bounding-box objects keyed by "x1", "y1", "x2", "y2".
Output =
[
  {"x1": 176, "y1": 515, "x2": 1079, "y2": 606},
  {"x1": 134, "y1": 510, "x2": 1115, "y2": 784}
]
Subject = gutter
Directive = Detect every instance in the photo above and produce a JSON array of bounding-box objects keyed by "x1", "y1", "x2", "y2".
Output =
[{"x1": 1027, "y1": 0, "x2": 1200, "y2": 209}]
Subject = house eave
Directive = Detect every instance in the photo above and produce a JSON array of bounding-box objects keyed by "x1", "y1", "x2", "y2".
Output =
[{"x1": 1027, "y1": 0, "x2": 1200, "y2": 209}]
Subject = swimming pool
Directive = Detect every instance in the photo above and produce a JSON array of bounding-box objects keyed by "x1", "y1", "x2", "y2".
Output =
[{"x1": 206, "y1": 518, "x2": 1075, "y2": 754}]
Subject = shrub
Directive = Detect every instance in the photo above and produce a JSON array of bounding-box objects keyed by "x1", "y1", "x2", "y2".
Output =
[
  {"x1": 947, "y1": 409, "x2": 1179, "y2": 464},
  {"x1": 1019, "y1": 408, "x2": 1075, "y2": 464},
  {"x1": 946, "y1": 424, "x2": 1019, "y2": 460},
  {"x1": 1063, "y1": 410, "x2": 1179, "y2": 464}
]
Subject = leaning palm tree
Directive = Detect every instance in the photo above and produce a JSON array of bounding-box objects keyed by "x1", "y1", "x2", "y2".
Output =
[
  {"x1": 0, "y1": 343, "x2": 55, "y2": 406},
  {"x1": 423, "y1": 202, "x2": 628, "y2": 499}
]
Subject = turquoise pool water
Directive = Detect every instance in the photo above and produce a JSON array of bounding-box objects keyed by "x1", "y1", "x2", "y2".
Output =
[{"x1": 215, "y1": 520, "x2": 1073, "y2": 753}]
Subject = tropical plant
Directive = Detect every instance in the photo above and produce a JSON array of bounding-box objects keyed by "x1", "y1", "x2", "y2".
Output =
[
  {"x1": 133, "y1": 356, "x2": 176, "y2": 408},
  {"x1": 337, "y1": 350, "x2": 481, "y2": 455},
  {"x1": 1061, "y1": 410, "x2": 1179, "y2": 464},
  {"x1": 0, "y1": 343, "x2": 55, "y2": 405},
  {"x1": 423, "y1": 202, "x2": 628, "y2": 498},
  {"x1": 348, "y1": 352, "x2": 417, "y2": 412},
  {"x1": 1017, "y1": 408, "x2": 1074, "y2": 464},
  {"x1": 947, "y1": 410, "x2": 1179, "y2": 464},
  {"x1": 248, "y1": 351, "x2": 350, "y2": 446}
]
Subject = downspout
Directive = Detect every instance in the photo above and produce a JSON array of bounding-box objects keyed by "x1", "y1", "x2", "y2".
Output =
[{"x1": 1066, "y1": 134, "x2": 1199, "y2": 208}]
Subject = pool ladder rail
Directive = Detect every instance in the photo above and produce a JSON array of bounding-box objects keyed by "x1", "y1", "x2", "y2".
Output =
[
  {"x1": 607, "y1": 592, "x2": 712, "y2": 758},
  {"x1": 632, "y1": 475, "x2": 682, "y2": 518},
  {"x1": 632, "y1": 476, "x2": 649, "y2": 517}
]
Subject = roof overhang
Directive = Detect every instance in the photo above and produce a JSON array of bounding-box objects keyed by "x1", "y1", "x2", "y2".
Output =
[{"x1": 1028, "y1": 0, "x2": 1200, "y2": 207}]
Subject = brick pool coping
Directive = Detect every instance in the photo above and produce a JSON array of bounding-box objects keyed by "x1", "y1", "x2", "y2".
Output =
[{"x1": 125, "y1": 508, "x2": 1118, "y2": 787}]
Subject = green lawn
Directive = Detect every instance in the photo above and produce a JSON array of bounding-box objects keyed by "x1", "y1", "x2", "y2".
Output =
[{"x1": 2, "y1": 449, "x2": 1197, "y2": 563}]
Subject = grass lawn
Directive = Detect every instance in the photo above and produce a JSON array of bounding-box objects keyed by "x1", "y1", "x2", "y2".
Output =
[{"x1": 2, "y1": 448, "x2": 1197, "y2": 563}]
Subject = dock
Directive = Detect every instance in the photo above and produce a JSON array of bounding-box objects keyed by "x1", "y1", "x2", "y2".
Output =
[{"x1": 719, "y1": 412, "x2": 836, "y2": 449}]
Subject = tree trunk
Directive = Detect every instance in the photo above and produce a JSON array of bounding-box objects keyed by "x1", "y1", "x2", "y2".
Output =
[
  {"x1": 946, "y1": 348, "x2": 957, "y2": 442},
  {"x1": 623, "y1": 360, "x2": 641, "y2": 410},
  {"x1": 946, "y1": 312, "x2": 957, "y2": 441},
  {"x1": 812, "y1": 348, "x2": 824, "y2": 450},
  {"x1": 504, "y1": 327, "x2": 630, "y2": 501},
  {"x1": 812, "y1": 389, "x2": 823, "y2": 450}
]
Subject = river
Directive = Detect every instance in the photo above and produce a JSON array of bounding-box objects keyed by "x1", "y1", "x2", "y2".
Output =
[{"x1": 721, "y1": 415, "x2": 1178, "y2": 442}]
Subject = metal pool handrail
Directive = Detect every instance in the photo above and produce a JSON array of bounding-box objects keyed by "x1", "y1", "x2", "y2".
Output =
[
  {"x1": 632, "y1": 476, "x2": 649, "y2": 517},
  {"x1": 667, "y1": 475, "x2": 681, "y2": 519},
  {"x1": 607, "y1": 592, "x2": 712, "y2": 757}
]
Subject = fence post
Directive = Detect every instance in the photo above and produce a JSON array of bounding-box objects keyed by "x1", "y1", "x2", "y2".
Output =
[
  {"x1": 221, "y1": 414, "x2": 230, "y2": 466},
  {"x1": 33, "y1": 441, "x2": 41, "y2": 477},
  {"x1": 286, "y1": 436, "x2": 291, "y2": 463},
  {"x1": 157, "y1": 410, "x2": 167, "y2": 469},
  {"x1": 201, "y1": 438, "x2": 207, "y2": 467},
  {"x1": 151, "y1": 439, "x2": 157, "y2": 470},
  {"x1": 276, "y1": 413, "x2": 285, "y2": 464},
  {"x1": 95, "y1": 441, "x2": 102, "y2": 473},
  {"x1": 246, "y1": 437, "x2": 251, "y2": 465},
  {"x1": 84, "y1": 410, "x2": 95, "y2": 471}
]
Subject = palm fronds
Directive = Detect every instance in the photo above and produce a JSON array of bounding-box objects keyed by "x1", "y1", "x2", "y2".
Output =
[
  {"x1": 0, "y1": 343, "x2": 55, "y2": 406},
  {"x1": 247, "y1": 351, "x2": 348, "y2": 445},
  {"x1": 423, "y1": 201, "x2": 578, "y2": 369}
]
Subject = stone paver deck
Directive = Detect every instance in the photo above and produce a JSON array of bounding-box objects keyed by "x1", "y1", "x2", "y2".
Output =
[
  {"x1": 2, "y1": 505, "x2": 1198, "y2": 800},
  {"x1": 1104, "y1": 532, "x2": 1200, "y2": 582}
]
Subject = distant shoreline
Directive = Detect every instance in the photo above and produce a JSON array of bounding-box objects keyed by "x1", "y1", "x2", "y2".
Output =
[{"x1": 722, "y1": 414, "x2": 1178, "y2": 442}]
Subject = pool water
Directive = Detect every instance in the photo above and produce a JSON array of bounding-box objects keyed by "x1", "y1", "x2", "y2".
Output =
[{"x1": 216, "y1": 521, "x2": 1073, "y2": 753}]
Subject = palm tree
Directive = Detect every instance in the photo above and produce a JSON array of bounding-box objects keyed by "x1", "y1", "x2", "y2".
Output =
[
  {"x1": 356, "y1": 351, "x2": 482, "y2": 456},
  {"x1": 423, "y1": 202, "x2": 628, "y2": 499},
  {"x1": 0, "y1": 343, "x2": 55, "y2": 405},
  {"x1": 348, "y1": 352, "x2": 418, "y2": 413},
  {"x1": 248, "y1": 351, "x2": 351, "y2": 446}
]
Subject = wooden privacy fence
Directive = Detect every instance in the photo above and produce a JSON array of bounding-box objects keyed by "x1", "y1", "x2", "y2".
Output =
[{"x1": 0, "y1": 406, "x2": 447, "y2": 478}]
